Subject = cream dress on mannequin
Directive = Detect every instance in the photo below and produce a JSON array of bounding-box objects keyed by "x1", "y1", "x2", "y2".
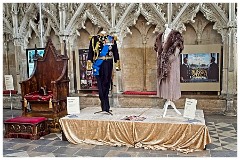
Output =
[{"x1": 157, "y1": 24, "x2": 182, "y2": 117}]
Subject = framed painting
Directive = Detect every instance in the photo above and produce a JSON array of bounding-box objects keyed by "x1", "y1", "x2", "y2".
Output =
[
  {"x1": 180, "y1": 44, "x2": 221, "y2": 92},
  {"x1": 26, "y1": 48, "x2": 45, "y2": 77}
]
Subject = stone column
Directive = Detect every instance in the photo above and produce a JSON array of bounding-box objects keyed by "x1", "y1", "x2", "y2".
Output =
[
  {"x1": 111, "y1": 38, "x2": 123, "y2": 107},
  {"x1": 11, "y1": 4, "x2": 22, "y2": 93},
  {"x1": 110, "y1": 3, "x2": 122, "y2": 107},
  {"x1": 74, "y1": 41, "x2": 81, "y2": 92},
  {"x1": 68, "y1": 38, "x2": 76, "y2": 93},
  {"x1": 142, "y1": 35, "x2": 147, "y2": 91},
  {"x1": 59, "y1": 35, "x2": 75, "y2": 94},
  {"x1": 221, "y1": 30, "x2": 228, "y2": 96},
  {"x1": 116, "y1": 40, "x2": 123, "y2": 93},
  {"x1": 167, "y1": 3, "x2": 172, "y2": 26},
  {"x1": 13, "y1": 38, "x2": 23, "y2": 93},
  {"x1": 59, "y1": 3, "x2": 66, "y2": 55},
  {"x1": 223, "y1": 27, "x2": 237, "y2": 116},
  {"x1": 111, "y1": 40, "x2": 122, "y2": 107},
  {"x1": 3, "y1": 34, "x2": 10, "y2": 75},
  {"x1": 223, "y1": 3, "x2": 237, "y2": 116}
]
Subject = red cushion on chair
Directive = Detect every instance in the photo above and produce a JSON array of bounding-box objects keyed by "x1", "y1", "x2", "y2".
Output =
[
  {"x1": 24, "y1": 91, "x2": 53, "y2": 101},
  {"x1": 24, "y1": 93, "x2": 39, "y2": 100},
  {"x1": 4, "y1": 116, "x2": 47, "y2": 124},
  {"x1": 39, "y1": 94, "x2": 53, "y2": 101}
]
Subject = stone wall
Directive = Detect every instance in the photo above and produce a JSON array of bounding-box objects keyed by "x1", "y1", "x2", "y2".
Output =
[
  {"x1": 3, "y1": 3, "x2": 237, "y2": 115},
  {"x1": 3, "y1": 94, "x2": 229, "y2": 115}
]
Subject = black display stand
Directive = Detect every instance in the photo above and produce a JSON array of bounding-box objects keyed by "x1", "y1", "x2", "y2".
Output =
[{"x1": 94, "y1": 110, "x2": 113, "y2": 115}]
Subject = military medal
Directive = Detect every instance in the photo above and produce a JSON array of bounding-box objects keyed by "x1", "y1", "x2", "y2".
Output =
[
  {"x1": 109, "y1": 51, "x2": 113, "y2": 56},
  {"x1": 108, "y1": 45, "x2": 112, "y2": 50},
  {"x1": 105, "y1": 35, "x2": 113, "y2": 45},
  {"x1": 105, "y1": 37, "x2": 110, "y2": 44}
]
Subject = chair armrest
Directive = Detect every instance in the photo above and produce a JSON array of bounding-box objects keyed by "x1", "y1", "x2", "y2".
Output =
[{"x1": 19, "y1": 76, "x2": 38, "y2": 99}]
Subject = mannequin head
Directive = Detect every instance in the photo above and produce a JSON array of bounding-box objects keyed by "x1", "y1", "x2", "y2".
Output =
[
  {"x1": 163, "y1": 24, "x2": 171, "y2": 42},
  {"x1": 100, "y1": 30, "x2": 107, "y2": 35},
  {"x1": 164, "y1": 24, "x2": 169, "y2": 29},
  {"x1": 164, "y1": 24, "x2": 171, "y2": 33}
]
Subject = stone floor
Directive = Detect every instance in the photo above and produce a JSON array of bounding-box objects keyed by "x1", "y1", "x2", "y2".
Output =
[{"x1": 2, "y1": 108, "x2": 237, "y2": 157}]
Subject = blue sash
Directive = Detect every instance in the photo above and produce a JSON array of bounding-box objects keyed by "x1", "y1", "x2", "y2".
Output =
[{"x1": 92, "y1": 36, "x2": 113, "y2": 76}]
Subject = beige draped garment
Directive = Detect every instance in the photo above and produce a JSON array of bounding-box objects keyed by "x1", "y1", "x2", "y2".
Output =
[{"x1": 154, "y1": 30, "x2": 184, "y2": 101}]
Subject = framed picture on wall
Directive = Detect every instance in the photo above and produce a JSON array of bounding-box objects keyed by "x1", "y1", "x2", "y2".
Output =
[
  {"x1": 26, "y1": 48, "x2": 45, "y2": 77},
  {"x1": 79, "y1": 49, "x2": 98, "y2": 90},
  {"x1": 180, "y1": 44, "x2": 222, "y2": 92},
  {"x1": 180, "y1": 53, "x2": 220, "y2": 83}
]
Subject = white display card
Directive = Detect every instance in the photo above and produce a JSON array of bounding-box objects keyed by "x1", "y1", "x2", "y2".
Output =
[
  {"x1": 183, "y1": 98, "x2": 197, "y2": 119},
  {"x1": 67, "y1": 97, "x2": 80, "y2": 115},
  {"x1": 4, "y1": 75, "x2": 14, "y2": 90}
]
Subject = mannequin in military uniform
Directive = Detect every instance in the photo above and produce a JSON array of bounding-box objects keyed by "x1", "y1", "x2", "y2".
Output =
[{"x1": 87, "y1": 31, "x2": 121, "y2": 115}]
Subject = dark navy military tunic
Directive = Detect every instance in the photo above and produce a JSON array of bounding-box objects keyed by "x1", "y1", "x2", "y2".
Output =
[{"x1": 88, "y1": 34, "x2": 120, "y2": 112}]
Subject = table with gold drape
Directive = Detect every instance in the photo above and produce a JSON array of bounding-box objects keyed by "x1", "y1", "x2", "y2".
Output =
[{"x1": 59, "y1": 107, "x2": 211, "y2": 153}]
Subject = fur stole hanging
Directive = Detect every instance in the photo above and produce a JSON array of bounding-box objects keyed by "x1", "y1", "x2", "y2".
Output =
[{"x1": 154, "y1": 30, "x2": 184, "y2": 81}]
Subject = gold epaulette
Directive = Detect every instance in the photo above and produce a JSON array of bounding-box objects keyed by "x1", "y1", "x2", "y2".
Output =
[
  {"x1": 89, "y1": 35, "x2": 93, "y2": 40},
  {"x1": 87, "y1": 60, "x2": 93, "y2": 70},
  {"x1": 114, "y1": 35, "x2": 118, "y2": 41},
  {"x1": 115, "y1": 60, "x2": 121, "y2": 71}
]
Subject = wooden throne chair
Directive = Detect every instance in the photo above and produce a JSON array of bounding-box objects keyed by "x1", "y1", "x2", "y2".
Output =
[{"x1": 19, "y1": 39, "x2": 69, "y2": 133}]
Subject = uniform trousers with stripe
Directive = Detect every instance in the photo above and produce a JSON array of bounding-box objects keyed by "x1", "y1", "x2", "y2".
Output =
[{"x1": 96, "y1": 59, "x2": 113, "y2": 112}]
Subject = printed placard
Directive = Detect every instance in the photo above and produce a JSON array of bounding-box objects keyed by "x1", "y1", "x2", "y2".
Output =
[
  {"x1": 4, "y1": 75, "x2": 14, "y2": 90},
  {"x1": 67, "y1": 97, "x2": 80, "y2": 115},
  {"x1": 183, "y1": 98, "x2": 197, "y2": 119}
]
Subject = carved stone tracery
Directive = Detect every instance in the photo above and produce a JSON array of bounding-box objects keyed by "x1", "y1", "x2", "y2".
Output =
[
  {"x1": 216, "y1": 3, "x2": 229, "y2": 18},
  {"x1": 116, "y1": 4, "x2": 141, "y2": 43},
  {"x1": 42, "y1": 4, "x2": 60, "y2": 34},
  {"x1": 190, "y1": 12, "x2": 210, "y2": 44},
  {"x1": 200, "y1": 4, "x2": 228, "y2": 39},
  {"x1": 3, "y1": 4, "x2": 13, "y2": 33},
  {"x1": 95, "y1": 3, "x2": 111, "y2": 23},
  {"x1": 2, "y1": 3, "x2": 237, "y2": 105},
  {"x1": 172, "y1": 3, "x2": 200, "y2": 33},
  {"x1": 115, "y1": 3, "x2": 129, "y2": 23},
  {"x1": 85, "y1": 3, "x2": 111, "y2": 31},
  {"x1": 4, "y1": 3, "x2": 230, "y2": 48},
  {"x1": 172, "y1": 3, "x2": 185, "y2": 21},
  {"x1": 141, "y1": 3, "x2": 166, "y2": 33}
]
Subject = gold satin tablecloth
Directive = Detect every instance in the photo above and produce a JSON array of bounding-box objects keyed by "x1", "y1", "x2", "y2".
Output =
[{"x1": 59, "y1": 107, "x2": 211, "y2": 153}]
